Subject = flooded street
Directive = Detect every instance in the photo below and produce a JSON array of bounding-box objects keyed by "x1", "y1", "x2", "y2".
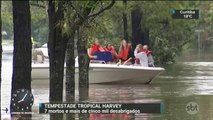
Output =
[{"x1": 1, "y1": 51, "x2": 213, "y2": 120}]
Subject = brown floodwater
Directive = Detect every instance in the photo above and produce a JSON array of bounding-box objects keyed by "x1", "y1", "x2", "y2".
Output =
[{"x1": 1, "y1": 49, "x2": 213, "y2": 120}]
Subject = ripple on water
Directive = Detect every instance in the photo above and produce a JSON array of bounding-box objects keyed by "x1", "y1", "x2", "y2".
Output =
[
  {"x1": 182, "y1": 62, "x2": 213, "y2": 66},
  {"x1": 2, "y1": 55, "x2": 213, "y2": 119}
]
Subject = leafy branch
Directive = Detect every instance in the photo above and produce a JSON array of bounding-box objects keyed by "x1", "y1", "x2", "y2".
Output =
[
  {"x1": 69, "y1": 2, "x2": 85, "y2": 20},
  {"x1": 70, "y1": 0, "x2": 115, "y2": 21},
  {"x1": 87, "y1": 0, "x2": 115, "y2": 19}
]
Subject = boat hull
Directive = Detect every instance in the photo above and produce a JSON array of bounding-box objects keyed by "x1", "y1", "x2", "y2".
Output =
[{"x1": 31, "y1": 64, "x2": 164, "y2": 84}]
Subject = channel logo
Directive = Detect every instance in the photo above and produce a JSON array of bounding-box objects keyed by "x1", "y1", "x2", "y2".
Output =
[{"x1": 185, "y1": 102, "x2": 199, "y2": 115}]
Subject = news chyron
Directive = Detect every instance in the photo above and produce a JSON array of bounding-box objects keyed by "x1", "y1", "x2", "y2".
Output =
[
  {"x1": 172, "y1": 10, "x2": 199, "y2": 19},
  {"x1": 39, "y1": 103, "x2": 163, "y2": 114}
]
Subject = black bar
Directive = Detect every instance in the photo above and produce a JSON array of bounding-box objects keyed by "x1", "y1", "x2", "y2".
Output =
[
  {"x1": 172, "y1": 10, "x2": 199, "y2": 19},
  {"x1": 39, "y1": 103, "x2": 162, "y2": 114}
]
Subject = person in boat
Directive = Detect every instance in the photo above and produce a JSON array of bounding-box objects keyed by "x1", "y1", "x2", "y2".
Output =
[
  {"x1": 104, "y1": 43, "x2": 118, "y2": 62},
  {"x1": 117, "y1": 40, "x2": 134, "y2": 65},
  {"x1": 134, "y1": 44, "x2": 143, "y2": 64},
  {"x1": 87, "y1": 39, "x2": 105, "y2": 59},
  {"x1": 88, "y1": 39, "x2": 113, "y2": 63},
  {"x1": 134, "y1": 43, "x2": 149, "y2": 66},
  {"x1": 32, "y1": 49, "x2": 45, "y2": 63},
  {"x1": 143, "y1": 45, "x2": 155, "y2": 67}
]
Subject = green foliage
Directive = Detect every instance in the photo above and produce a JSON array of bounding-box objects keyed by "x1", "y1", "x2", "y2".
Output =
[
  {"x1": 1, "y1": 1, "x2": 48, "y2": 45},
  {"x1": 128, "y1": 1, "x2": 199, "y2": 65},
  {"x1": 3, "y1": 1, "x2": 212, "y2": 65},
  {"x1": 1, "y1": 1, "x2": 13, "y2": 39},
  {"x1": 30, "y1": 2, "x2": 48, "y2": 45},
  {"x1": 151, "y1": 37, "x2": 177, "y2": 65},
  {"x1": 78, "y1": 1, "x2": 202, "y2": 65},
  {"x1": 64, "y1": 1, "x2": 213, "y2": 63},
  {"x1": 62, "y1": 1, "x2": 120, "y2": 50},
  {"x1": 81, "y1": 1, "x2": 125, "y2": 50}
]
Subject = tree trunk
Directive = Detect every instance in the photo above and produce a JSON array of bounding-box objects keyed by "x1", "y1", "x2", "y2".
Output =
[
  {"x1": 77, "y1": 27, "x2": 90, "y2": 120},
  {"x1": 131, "y1": 7, "x2": 143, "y2": 49},
  {"x1": 11, "y1": 0, "x2": 32, "y2": 112},
  {"x1": 75, "y1": 2, "x2": 97, "y2": 120},
  {"x1": 0, "y1": 1, "x2": 2, "y2": 119},
  {"x1": 75, "y1": 1, "x2": 97, "y2": 102},
  {"x1": 47, "y1": 1, "x2": 97, "y2": 119},
  {"x1": 131, "y1": 7, "x2": 149, "y2": 48},
  {"x1": 65, "y1": 31, "x2": 75, "y2": 120},
  {"x1": 77, "y1": 28, "x2": 90, "y2": 101},
  {"x1": 75, "y1": 1, "x2": 114, "y2": 119},
  {"x1": 143, "y1": 28, "x2": 149, "y2": 45},
  {"x1": 123, "y1": 0, "x2": 128, "y2": 41},
  {"x1": 65, "y1": 3, "x2": 95, "y2": 119},
  {"x1": 47, "y1": 1, "x2": 68, "y2": 120}
]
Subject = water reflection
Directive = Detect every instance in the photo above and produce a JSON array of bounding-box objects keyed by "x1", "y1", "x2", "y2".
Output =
[
  {"x1": 88, "y1": 84, "x2": 161, "y2": 102},
  {"x1": 1, "y1": 54, "x2": 213, "y2": 119}
]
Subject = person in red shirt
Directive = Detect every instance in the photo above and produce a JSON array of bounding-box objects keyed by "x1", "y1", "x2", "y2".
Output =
[
  {"x1": 104, "y1": 44, "x2": 118, "y2": 62},
  {"x1": 87, "y1": 39, "x2": 105, "y2": 59}
]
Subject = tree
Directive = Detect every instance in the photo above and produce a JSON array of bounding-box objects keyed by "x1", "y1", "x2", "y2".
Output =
[
  {"x1": 1, "y1": 1, "x2": 13, "y2": 40},
  {"x1": 131, "y1": 6, "x2": 149, "y2": 50},
  {"x1": 65, "y1": 30, "x2": 75, "y2": 120},
  {"x1": 64, "y1": 1, "x2": 115, "y2": 119},
  {"x1": 0, "y1": 1, "x2": 2, "y2": 119},
  {"x1": 71, "y1": 0, "x2": 115, "y2": 103},
  {"x1": 131, "y1": 7, "x2": 143, "y2": 49},
  {"x1": 47, "y1": 1, "x2": 68, "y2": 119},
  {"x1": 11, "y1": 0, "x2": 32, "y2": 113},
  {"x1": 65, "y1": 0, "x2": 115, "y2": 98},
  {"x1": 46, "y1": 2, "x2": 115, "y2": 119},
  {"x1": 126, "y1": 1, "x2": 199, "y2": 65},
  {"x1": 82, "y1": 1, "x2": 201, "y2": 65},
  {"x1": 1, "y1": 1, "x2": 48, "y2": 43},
  {"x1": 123, "y1": 0, "x2": 128, "y2": 41},
  {"x1": 30, "y1": 1, "x2": 48, "y2": 45},
  {"x1": 46, "y1": 1, "x2": 94, "y2": 119}
]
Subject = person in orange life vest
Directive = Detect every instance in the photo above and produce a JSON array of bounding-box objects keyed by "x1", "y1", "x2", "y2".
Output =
[
  {"x1": 104, "y1": 43, "x2": 118, "y2": 62},
  {"x1": 143, "y1": 45, "x2": 155, "y2": 67},
  {"x1": 143, "y1": 45, "x2": 152, "y2": 56},
  {"x1": 87, "y1": 39, "x2": 105, "y2": 59},
  {"x1": 117, "y1": 40, "x2": 129, "y2": 64},
  {"x1": 117, "y1": 40, "x2": 134, "y2": 65}
]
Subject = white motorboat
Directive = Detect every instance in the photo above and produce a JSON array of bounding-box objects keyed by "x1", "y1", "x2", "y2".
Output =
[
  {"x1": 31, "y1": 63, "x2": 164, "y2": 84},
  {"x1": 31, "y1": 44, "x2": 164, "y2": 84}
]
